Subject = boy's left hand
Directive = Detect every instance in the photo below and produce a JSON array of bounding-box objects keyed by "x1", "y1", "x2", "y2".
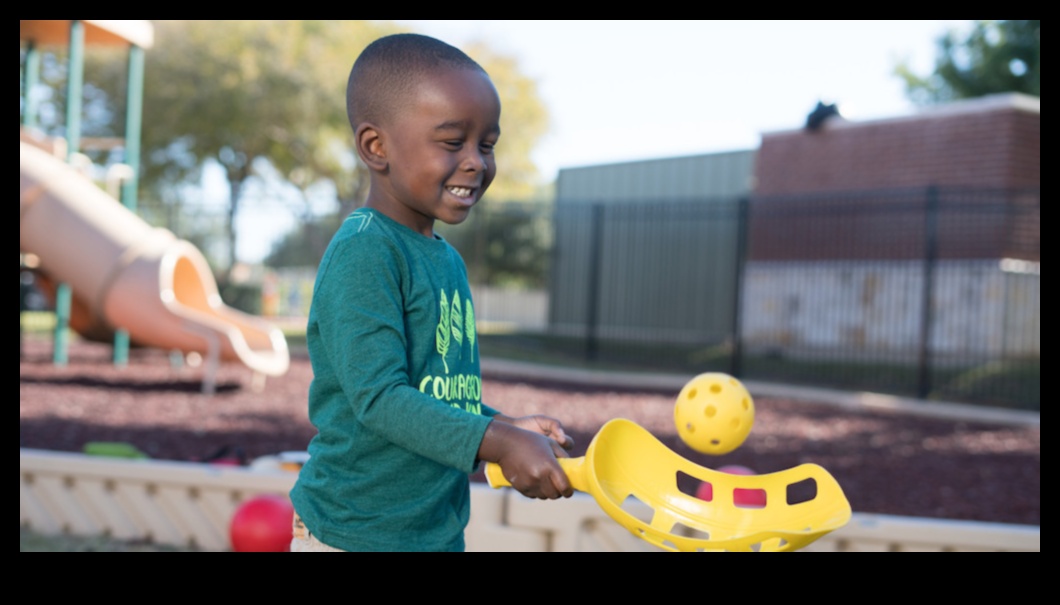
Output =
[{"x1": 495, "y1": 414, "x2": 575, "y2": 452}]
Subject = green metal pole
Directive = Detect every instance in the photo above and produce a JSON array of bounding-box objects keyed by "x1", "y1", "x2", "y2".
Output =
[
  {"x1": 54, "y1": 20, "x2": 86, "y2": 367},
  {"x1": 20, "y1": 271, "x2": 31, "y2": 360},
  {"x1": 21, "y1": 44, "x2": 40, "y2": 361},
  {"x1": 53, "y1": 283, "x2": 72, "y2": 366},
  {"x1": 113, "y1": 44, "x2": 146, "y2": 367},
  {"x1": 22, "y1": 42, "x2": 41, "y2": 129},
  {"x1": 917, "y1": 186, "x2": 940, "y2": 400},
  {"x1": 122, "y1": 45, "x2": 144, "y2": 213},
  {"x1": 65, "y1": 20, "x2": 84, "y2": 158}
]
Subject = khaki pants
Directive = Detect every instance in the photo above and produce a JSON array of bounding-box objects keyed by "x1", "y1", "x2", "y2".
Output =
[{"x1": 290, "y1": 514, "x2": 346, "y2": 553}]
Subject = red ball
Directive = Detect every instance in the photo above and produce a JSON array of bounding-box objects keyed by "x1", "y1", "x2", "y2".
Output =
[{"x1": 229, "y1": 494, "x2": 295, "y2": 552}]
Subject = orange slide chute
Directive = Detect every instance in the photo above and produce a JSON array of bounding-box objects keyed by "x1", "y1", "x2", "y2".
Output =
[{"x1": 20, "y1": 140, "x2": 289, "y2": 377}]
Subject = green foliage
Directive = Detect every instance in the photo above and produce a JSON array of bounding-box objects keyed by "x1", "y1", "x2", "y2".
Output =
[
  {"x1": 133, "y1": 21, "x2": 400, "y2": 271},
  {"x1": 437, "y1": 201, "x2": 552, "y2": 288},
  {"x1": 20, "y1": 528, "x2": 201, "y2": 553},
  {"x1": 27, "y1": 22, "x2": 553, "y2": 278},
  {"x1": 463, "y1": 42, "x2": 551, "y2": 202},
  {"x1": 935, "y1": 359, "x2": 1040, "y2": 411},
  {"x1": 265, "y1": 214, "x2": 344, "y2": 269},
  {"x1": 896, "y1": 20, "x2": 1040, "y2": 105},
  {"x1": 217, "y1": 281, "x2": 263, "y2": 315}
]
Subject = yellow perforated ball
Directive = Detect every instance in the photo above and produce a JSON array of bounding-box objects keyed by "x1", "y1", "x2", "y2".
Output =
[{"x1": 674, "y1": 373, "x2": 755, "y2": 455}]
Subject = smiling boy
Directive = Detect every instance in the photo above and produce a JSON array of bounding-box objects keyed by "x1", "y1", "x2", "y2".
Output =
[{"x1": 288, "y1": 33, "x2": 574, "y2": 553}]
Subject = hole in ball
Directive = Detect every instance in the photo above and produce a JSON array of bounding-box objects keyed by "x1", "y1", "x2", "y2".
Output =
[{"x1": 704, "y1": 406, "x2": 717, "y2": 419}]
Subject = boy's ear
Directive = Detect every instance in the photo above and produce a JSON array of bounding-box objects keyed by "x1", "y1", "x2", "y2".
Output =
[{"x1": 355, "y1": 123, "x2": 388, "y2": 172}]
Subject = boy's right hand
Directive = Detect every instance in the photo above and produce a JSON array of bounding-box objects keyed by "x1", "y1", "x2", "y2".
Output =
[{"x1": 478, "y1": 420, "x2": 574, "y2": 500}]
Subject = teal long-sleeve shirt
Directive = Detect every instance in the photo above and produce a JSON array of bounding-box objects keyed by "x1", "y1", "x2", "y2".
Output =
[{"x1": 290, "y1": 208, "x2": 498, "y2": 552}]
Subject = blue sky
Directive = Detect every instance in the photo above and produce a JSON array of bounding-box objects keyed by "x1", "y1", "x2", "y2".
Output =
[
  {"x1": 398, "y1": 20, "x2": 972, "y2": 180},
  {"x1": 237, "y1": 20, "x2": 973, "y2": 263}
]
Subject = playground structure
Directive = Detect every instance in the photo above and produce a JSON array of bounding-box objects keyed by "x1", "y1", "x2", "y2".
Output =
[
  {"x1": 19, "y1": 21, "x2": 1039, "y2": 554},
  {"x1": 20, "y1": 20, "x2": 289, "y2": 391}
]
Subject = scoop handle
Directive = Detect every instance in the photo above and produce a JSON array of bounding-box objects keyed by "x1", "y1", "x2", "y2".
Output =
[{"x1": 484, "y1": 458, "x2": 587, "y2": 491}]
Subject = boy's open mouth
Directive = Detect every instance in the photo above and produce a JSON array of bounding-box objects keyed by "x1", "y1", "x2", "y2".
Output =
[{"x1": 446, "y1": 186, "x2": 475, "y2": 199}]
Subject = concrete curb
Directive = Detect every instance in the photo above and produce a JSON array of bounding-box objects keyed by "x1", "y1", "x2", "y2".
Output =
[{"x1": 481, "y1": 358, "x2": 1040, "y2": 428}]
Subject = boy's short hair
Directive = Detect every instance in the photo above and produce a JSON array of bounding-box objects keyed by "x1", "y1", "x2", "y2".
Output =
[{"x1": 347, "y1": 33, "x2": 487, "y2": 129}]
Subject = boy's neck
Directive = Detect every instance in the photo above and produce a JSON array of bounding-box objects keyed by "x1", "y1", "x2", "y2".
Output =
[{"x1": 363, "y1": 192, "x2": 436, "y2": 239}]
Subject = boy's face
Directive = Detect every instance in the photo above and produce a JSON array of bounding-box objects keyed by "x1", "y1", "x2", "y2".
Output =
[{"x1": 370, "y1": 67, "x2": 501, "y2": 237}]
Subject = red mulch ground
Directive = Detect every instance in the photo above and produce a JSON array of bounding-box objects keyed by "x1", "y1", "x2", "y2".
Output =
[{"x1": 20, "y1": 337, "x2": 1040, "y2": 527}]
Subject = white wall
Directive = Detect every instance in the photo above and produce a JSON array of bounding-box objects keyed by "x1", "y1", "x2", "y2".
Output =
[{"x1": 743, "y1": 259, "x2": 1040, "y2": 360}]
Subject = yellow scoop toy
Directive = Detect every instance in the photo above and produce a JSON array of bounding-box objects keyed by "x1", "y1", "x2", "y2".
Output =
[{"x1": 486, "y1": 418, "x2": 851, "y2": 552}]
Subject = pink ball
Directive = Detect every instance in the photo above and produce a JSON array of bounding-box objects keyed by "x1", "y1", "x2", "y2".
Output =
[
  {"x1": 694, "y1": 480, "x2": 713, "y2": 502},
  {"x1": 717, "y1": 465, "x2": 756, "y2": 476},
  {"x1": 718, "y1": 466, "x2": 767, "y2": 508},
  {"x1": 694, "y1": 466, "x2": 755, "y2": 502},
  {"x1": 229, "y1": 494, "x2": 295, "y2": 552}
]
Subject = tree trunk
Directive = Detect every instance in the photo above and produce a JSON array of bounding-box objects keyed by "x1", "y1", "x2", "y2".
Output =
[{"x1": 223, "y1": 163, "x2": 251, "y2": 281}]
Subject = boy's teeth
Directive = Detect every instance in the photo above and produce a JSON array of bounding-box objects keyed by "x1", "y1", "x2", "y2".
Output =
[{"x1": 448, "y1": 187, "x2": 472, "y2": 197}]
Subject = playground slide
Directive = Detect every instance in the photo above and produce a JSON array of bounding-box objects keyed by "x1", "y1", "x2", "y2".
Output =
[{"x1": 19, "y1": 140, "x2": 289, "y2": 377}]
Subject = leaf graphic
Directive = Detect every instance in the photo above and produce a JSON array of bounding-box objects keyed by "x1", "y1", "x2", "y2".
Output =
[
  {"x1": 451, "y1": 292, "x2": 464, "y2": 359},
  {"x1": 465, "y1": 299, "x2": 476, "y2": 361},
  {"x1": 436, "y1": 291, "x2": 450, "y2": 374}
]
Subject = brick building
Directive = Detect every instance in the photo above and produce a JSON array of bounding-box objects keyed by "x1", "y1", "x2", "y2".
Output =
[
  {"x1": 755, "y1": 93, "x2": 1039, "y2": 194},
  {"x1": 749, "y1": 93, "x2": 1040, "y2": 262},
  {"x1": 742, "y1": 93, "x2": 1039, "y2": 362}
]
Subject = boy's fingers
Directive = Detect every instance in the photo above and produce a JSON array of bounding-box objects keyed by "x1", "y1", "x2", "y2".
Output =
[
  {"x1": 557, "y1": 433, "x2": 575, "y2": 450},
  {"x1": 551, "y1": 466, "x2": 574, "y2": 499},
  {"x1": 545, "y1": 443, "x2": 574, "y2": 498},
  {"x1": 549, "y1": 438, "x2": 571, "y2": 459},
  {"x1": 544, "y1": 423, "x2": 574, "y2": 451},
  {"x1": 535, "y1": 417, "x2": 571, "y2": 442}
]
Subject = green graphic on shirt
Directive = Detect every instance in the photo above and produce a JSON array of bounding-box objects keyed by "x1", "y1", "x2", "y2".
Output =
[
  {"x1": 418, "y1": 373, "x2": 483, "y2": 414},
  {"x1": 451, "y1": 293, "x2": 463, "y2": 361},
  {"x1": 465, "y1": 303, "x2": 476, "y2": 361},
  {"x1": 436, "y1": 291, "x2": 451, "y2": 374},
  {"x1": 434, "y1": 289, "x2": 477, "y2": 375},
  {"x1": 346, "y1": 209, "x2": 374, "y2": 233},
  {"x1": 424, "y1": 290, "x2": 481, "y2": 413}
]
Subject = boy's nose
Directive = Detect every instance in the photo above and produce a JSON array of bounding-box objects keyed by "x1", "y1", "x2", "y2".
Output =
[{"x1": 462, "y1": 152, "x2": 489, "y2": 173}]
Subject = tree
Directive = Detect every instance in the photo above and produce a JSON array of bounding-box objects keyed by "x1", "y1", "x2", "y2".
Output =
[
  {"x1": 133, "y1": 20, "x2": 399, "y2": 275},
  {"x1": 269, "y1": 34, "x2": 554, "y2": 270},
  {"x1": 428, "y1": 43, "x2": 553, "y2": 289},
  {"x1": 78, "y1": 21, "x2": 551, "y2": 273},
  {"x1": 464, "y1": 42, "x2": 550, "y2": 203},
  {"x1": 896, "y1": 20, "x2": 1040, "y2": 105}
]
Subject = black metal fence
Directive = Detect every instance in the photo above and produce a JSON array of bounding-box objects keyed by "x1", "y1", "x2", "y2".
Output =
[
  {"x1": 32, "y1": 187, "x2": 1035, "y2": 411},
  {"x1": 454, "y1": 188, "x2": 1039, "y2": 411}
]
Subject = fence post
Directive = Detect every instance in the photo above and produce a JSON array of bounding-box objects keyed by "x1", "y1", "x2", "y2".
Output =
[
  {"x1": 20, "y1": 271, "x2": 31, "y2": 360},
  {"x1": 917, "y1": 186, "x2": 940, "y2": 400},
  {"x1": 585, "y1": 204, "x2": 605, "y2": 363},
  {"x1": 730, "y1": 197, "x2": 750, "y2": 378}
]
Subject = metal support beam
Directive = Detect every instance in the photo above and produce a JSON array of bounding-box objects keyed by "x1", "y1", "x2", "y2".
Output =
[
  {"x1": 112, "y1": 44, "x2": 146, "y2": 367},
  {"x1": 53, "y1": 20, "x2": 85, "y2": 367},
  {"x1": 21, "y1": 42, "x2": 41, "y2": 129}
]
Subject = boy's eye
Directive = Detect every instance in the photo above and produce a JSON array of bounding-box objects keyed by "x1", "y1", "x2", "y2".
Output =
[
  {"x1": 480, "y1": 142, "x2": 496, "y2": 154},
  {"x1": 443, "y1": 140, "x2": 463, "y2": 149}
]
